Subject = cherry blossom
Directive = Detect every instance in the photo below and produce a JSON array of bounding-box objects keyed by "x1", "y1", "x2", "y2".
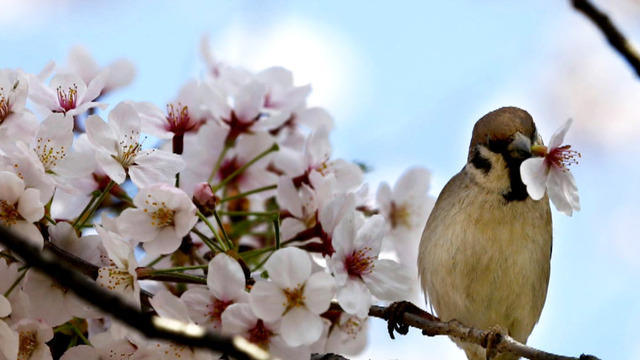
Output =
[
  {"x1": 221, "y1": 303, "x2": 312, "y2": 359},
  {"x1": 85, "y1": 102, "x2": 184, "y2": 187},
  {"x1": 66, "y1": 45, "x2": 136, "y2": 95},
  {"x1": 521, "y1": 119, "x2": 581, "y2": 216},
  {"x1": 328, "y1": 212, "x2": 411, "y2": 318},
  {"x1": 0, "y1": 171, "x2": 44, "y2": 248},
  {"x1": 0, "y1": 69, "x2": 38, "y2": 143},
  {"x1": 28, "y1": 71, "x2": 107, "y2": 116},
  {"x1": 249, "y1": 247, "x2": 335, "y2": 347},
  {"x1": 181, "y1": 253, "x2": 249, "y2": 330},
  {"x1": 95, "y1": 218, "x2": 140, "y2": 308},
  {"x1": 116, "y1": 184, "x2": 197, "y2": 256},
  {"x1": 324, "y1": 312, "x2": 368, "y2": 355}
]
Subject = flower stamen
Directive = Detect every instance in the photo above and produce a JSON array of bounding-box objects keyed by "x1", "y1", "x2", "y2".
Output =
[
  {"x1": 0, "y1": 200, "x2": 20, "y2": 226},
  {"x1": 0, "y1": 93, "x2": 10, "y2": 122},
  {"x1": 282, "y1": 284, "x2": 305, "y2": 312},
  {"x1": 345, "y1": 248, "x2": 374, "y2": 278},
  {"x1": 546, "y1": 145, "x2": 581, "y2": 171},
  {"x1": 56, "y1": 84, "x2": 78, "y2": 113}
]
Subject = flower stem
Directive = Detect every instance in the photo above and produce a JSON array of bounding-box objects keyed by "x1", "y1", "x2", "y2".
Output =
[
  {"x1": 71, "y1": 192, "x2": 99, "y2": 228},
  {"x1": 219, "y1": 184, "x2": 277, "y2": 204},
  {"x1": 217, "y1": 210, "x2": 278, "y2": 217},
  {"x1": 239, "y1": 246, "x2": 275, "y2": 261},
  {"x1": 151, "y1": 264, "x2": 208, "y2": 273},
  {"x1": 3, "y1": 266, "x2": 28, "y2": 297},
  {"x1": 207, "y1": 144, "x2": 231, "y2": 183},
  {"x1": 273, "y1": 217, "x2": 280, "y2": 249},
  {"x1": 145, "y1": 254, "x2": 167, "y2": 267},
  {"x1": 196, "y1": 210, "x2": 228, "y2": 251},
  {"x1": 69, "y1": 321, "x2": 91, "y2": 345},
  {"x1": 212, "y1": 207, "x2": 233, "y2": 250},
  {"x1": 191, "y1": 228, "x2": 223, "y2": 252},
  {"x1": 73, "y1": 180, "x2": 115, "y2": 229},
  {"x1": 210, "y1": 143, "x2": 279, "y2": 192}
]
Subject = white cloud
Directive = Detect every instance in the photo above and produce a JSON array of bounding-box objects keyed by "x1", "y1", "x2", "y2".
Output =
[{"x1": 211, "y1": 17, "x2": 369, "y2": 121}]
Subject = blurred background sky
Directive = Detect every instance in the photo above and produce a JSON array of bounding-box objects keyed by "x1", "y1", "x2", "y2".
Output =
[{"x1": 2, "y1": 0, "x2": 639, "y2": 359}]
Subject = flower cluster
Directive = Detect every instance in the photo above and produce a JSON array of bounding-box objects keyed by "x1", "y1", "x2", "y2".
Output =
[{"x1": 0, "y1": 39, "x2": 437, "y2": 359}]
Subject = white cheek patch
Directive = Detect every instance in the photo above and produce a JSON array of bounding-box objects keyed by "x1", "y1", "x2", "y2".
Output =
[{"x1": 466, "y1": 145, "x2": 511, "y2": 193}]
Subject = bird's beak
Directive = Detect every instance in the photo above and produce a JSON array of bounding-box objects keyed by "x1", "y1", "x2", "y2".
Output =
[
  {"x1": 530, "y1": 133, "x2": 547, "y2": 157},
  {"x1": 507, "y1": 132, "x2": 532, "y2": 160}
]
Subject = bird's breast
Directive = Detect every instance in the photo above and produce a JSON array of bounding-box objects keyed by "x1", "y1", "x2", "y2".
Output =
[{"x1": 418, "y1": 171, "x2": 551, "y2": 343}]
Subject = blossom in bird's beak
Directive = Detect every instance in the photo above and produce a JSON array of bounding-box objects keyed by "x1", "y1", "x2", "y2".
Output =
[{"x1": 520, "y1": 119, "x2": 581, "y2": 216}]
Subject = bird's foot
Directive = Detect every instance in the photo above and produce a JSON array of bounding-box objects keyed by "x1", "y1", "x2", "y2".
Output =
[
  {"x1": 384, "y1": 300, "x2": 438, "y2": 339},
  {"x1": 484, "y1": 325, "x2": 508, "y2": 360}
]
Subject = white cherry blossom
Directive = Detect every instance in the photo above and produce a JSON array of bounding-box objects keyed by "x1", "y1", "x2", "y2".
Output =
[
  {"x1": 67, "y1": 45, "x2": 136, "y2": 95},
  {"x1": 249, "y1": 247, "x2": 334, "y2": 347},
  {"x1": 28, "y1": 71, "x2": 107, "y2": 116},
  {"x1": 0, "y1": 69, "x2": 38, "y2": 144},
  {"x1": 521, "y1": 119, "x2": 581, "y2": 216},
  {"x1": 0, "y1": 171, "x2": 44, "y2": 248},
  {"x1": 95, "y1": 217, "x2": 140, "y2": 308},
  {"x1": 116, "y1": 184, "x2": 197, "y2": 256},
  {"x1": 221, "y1": 303, "x2": 312, "y2": 359},
  {"x1": 181, "y1": 253, "x2": 249, "y2": 330},
  {"x1": 329, "y1": 212, "x2": 411, "y2": 318},
  {"x1": 85, "y1": 101, "x2": 184, "y2": 187}
]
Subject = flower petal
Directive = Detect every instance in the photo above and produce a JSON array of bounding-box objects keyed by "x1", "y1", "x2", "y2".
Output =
[
  {"x1": 264, "y1": 247, "x2": 311, "y2": 289},
  {"x1": 221, "y1": 303, "x2": 258, "y2": 335},
  {"x1": 0, "y1": 171, "x2": 24, "y2": 204},
  {"x1": 353, "y1": 214, "x2": 385, "y2": 256},
  {"x1": 303, "y1": 271, "x2": 335, "y2": 314},
  {"x1": 547, "y1": 168, "x2": 580, "y2": 216},
  {"x1": 11, "y1": 221, "x2": 44, "y2": 249},
  {"x1": 150, "y1": 289, "x2": 191, "y2": 323},
  {"x1": 249, "y1": 281, "x2": 286, "y2": 322},
  {"x1": 208, "y1": 253, "x2": 247, "y2": 302},
  {"x1": 520, "y1": 157, "x2": 548, "y2": 201},
  {"x1": 363, "y1": 259, "x2": 411, "y2": 301},
  {"x1": 277, "y1": 177, "x2": 303, "y2": 218},
  {"x1": 17, "y1": 188, "x2": 44, "y2": 222},
  {"x1": 280, "y1": 307, "x2": 323, "y2": 347},
  {"x1": 116, "y1": 208, "x2": 158, "y2": 243},
  {"x1": 181, "y1": 287, "x2": 215, "y2": 325},
  {"x1": 143, "y1": 227, "x2": 180, "y2": 256},
  {"x1": 337, "y1": 278, "x2": 371, "y2": 319},
  {"x1": 548, "y1": 119, "x2": 573, "y2": 149}
]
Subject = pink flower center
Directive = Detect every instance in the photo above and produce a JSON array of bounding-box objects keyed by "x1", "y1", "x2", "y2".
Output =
[
  {"x1": 345, "y1": 248, "x2": 374, "y2": 278},
  {"x1": 0, "y1": 200, "x2": 20, "y2": 226},
  {"x1": 0, "y1": 94, "x2": 10, "y2": 122},
  {"x1": 56, "y1": 84, "x2": 78, "y2": 112},
  {"x1": 207, "y1": 298, "x2": 233, "y2": 322},
  {"x1": 166, "y1": 103, "x2": 200, "y2": 135},
  {"x1": 247, "y1": 319, "x2": 274, "y2": 348},
  {"x1": 546, "y1": 145, "x2": 581, "y2": 171}
]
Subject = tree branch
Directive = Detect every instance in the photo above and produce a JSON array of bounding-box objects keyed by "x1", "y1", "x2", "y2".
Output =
[
  {"x1": 368, "y1": 305, "x2": 600, "y2": 360},
  {"x1": 571, "y1": 0, "x2": 640, "y2": 77},
  {"x1": 0, "y1": 226, "x2": 268, "y2": 360}
]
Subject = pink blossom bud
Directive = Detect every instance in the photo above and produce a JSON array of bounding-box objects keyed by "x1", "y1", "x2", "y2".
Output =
[{"x1": 193, "y1": 182, "x2": 217, "y2": 210}]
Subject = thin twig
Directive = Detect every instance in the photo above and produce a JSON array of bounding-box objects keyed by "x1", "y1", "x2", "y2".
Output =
[{"x1": 572, "y1": 0, "x2": 640, "y2": 77}]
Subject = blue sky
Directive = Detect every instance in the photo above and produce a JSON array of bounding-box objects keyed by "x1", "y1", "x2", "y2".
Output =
[{"x1": 2, "y1": 0, "x2": 640, "y2": 359}]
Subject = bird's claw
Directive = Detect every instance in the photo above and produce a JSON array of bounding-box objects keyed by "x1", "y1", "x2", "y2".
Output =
[
  {"x1": 385, "y1": 301, "x2": 437, "y2": 339},
  {"x1": 484, "y1": 325, "x2": 507, "y2": 360}
]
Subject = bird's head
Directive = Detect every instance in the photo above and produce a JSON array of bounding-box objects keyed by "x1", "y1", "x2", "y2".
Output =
[{"x1": 466, "y1": 106, "x2": 543, "y2": 202}]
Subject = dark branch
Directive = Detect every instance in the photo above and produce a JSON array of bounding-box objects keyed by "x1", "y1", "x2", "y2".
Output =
[
  {"x1": 0, "y1": 226, "x2": 264, "y2": 360},
  {"x1": 368, "y1": 305, "x2": 600, "y2": 360},
  {"x1": 572, "y1": 0, "x2": 640, "y2": 77}
]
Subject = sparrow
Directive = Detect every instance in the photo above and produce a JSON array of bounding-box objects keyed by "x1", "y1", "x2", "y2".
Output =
[{"x1": 417, "y1": 107, "x2": 552, "y2": 360}]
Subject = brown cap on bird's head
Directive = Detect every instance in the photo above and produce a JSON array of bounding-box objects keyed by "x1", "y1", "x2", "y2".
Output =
[{"x1": 468, "y1": 106, "x2": 536, "y2": 160}]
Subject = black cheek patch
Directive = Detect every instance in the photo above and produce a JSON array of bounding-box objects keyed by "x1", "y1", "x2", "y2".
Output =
[{"x1": 470, "y1": 148, "x2": 492, "y2": 174}]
